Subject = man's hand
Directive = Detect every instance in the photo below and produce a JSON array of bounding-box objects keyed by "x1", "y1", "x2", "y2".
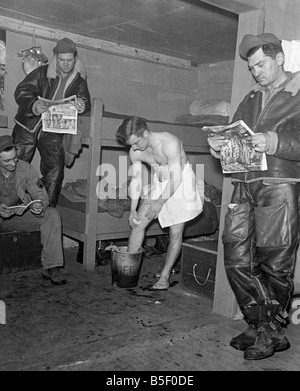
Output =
[
  {"x1": 0, "y1": 203, "x2": 15, "y2": 219},
  {"x1": 72, "y1": 98, "x2": 85, "y2": 114},
  {"x1": 34, "y1": 101, "x2": 49, "y2": 115},
  {"x1": 30, "y1": 201, "x2": 44, "y2": 215},
  {"x1": 247, "y1": 132, "x2": 270, "y2": 153},
  {"x1": 143, "y1": 199, "x2": 163, "y2": 220},
  {"x1": 207, "y1": 134, "x2": 229, "y2": 151},
  {"x1": 129, "y1": 210, "x2": 141, "y2": 228}
]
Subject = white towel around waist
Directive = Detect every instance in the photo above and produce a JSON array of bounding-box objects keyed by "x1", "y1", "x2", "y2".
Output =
[{"x1": 143, "y1": 162, "x2": 203, "y2": 228}]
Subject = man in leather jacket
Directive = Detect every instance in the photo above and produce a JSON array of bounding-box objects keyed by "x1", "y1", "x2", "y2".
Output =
[
  {"x1": 208, "y1": 33, "x2": 300, "y2": 360},
  {"x1": 12, "y1": 38, "x2": 91, "y2": 207}
]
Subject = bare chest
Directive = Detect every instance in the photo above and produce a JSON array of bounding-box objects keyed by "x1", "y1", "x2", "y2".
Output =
[{"x1": 143, "y1": 148, "x2": 168, "y2": 166}]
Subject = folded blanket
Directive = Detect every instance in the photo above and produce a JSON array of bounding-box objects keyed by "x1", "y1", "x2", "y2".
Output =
[{"x1": 60, "y1": 179, "x2": 130, "y2": 218}]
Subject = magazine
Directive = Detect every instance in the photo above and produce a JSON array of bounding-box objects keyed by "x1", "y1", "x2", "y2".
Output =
[
  {"x1": 38, "y1": 95, "x2": 77, "y2": 107},
  {"x1": 40, "y1": 95, "x2": 78, "y2": 135},
  {"x1": 202, "y1": 120, "x2": 268, "y2": 174},
  {"x1": 8, "y1": 199, "x2": 42, "y2": 210}
]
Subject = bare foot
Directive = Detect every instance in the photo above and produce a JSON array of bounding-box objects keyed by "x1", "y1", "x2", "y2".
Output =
[
  {"x1": 152, "y1": 275, "x2": 169, "y2": 290},
  {"x1": 155, "y1": 269, "x2": 176, "y2": 280}
]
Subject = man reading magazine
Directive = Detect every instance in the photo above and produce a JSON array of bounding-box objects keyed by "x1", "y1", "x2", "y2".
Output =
[
  {"x1": 207, "y1": 32, "x2": 300, "y2": 360},
  {"x1": 12, "y1": 37, "x2": 91, "y2": 207}
]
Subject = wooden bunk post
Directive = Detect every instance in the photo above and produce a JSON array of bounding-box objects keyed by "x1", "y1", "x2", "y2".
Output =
[{"x1": 83, "y1": 98, "x2": 103, "y2": 271}]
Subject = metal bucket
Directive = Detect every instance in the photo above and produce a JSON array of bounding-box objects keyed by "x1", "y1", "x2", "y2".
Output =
[{"x1": 111, "y1": 246, "x2": 144, "y2": 288}]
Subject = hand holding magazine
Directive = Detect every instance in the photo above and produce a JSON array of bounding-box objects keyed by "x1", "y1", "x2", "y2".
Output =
[{"x1": 202, "y1": 120, "x2": 268, "y2": 173}]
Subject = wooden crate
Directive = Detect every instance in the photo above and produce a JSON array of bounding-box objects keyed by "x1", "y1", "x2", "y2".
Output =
[
  {"x1": 0, "y1": 231, "x2": 42, "y2": 274},
  {"x1": 180, "y1": 239, "x2": 217, "y2": 299}
]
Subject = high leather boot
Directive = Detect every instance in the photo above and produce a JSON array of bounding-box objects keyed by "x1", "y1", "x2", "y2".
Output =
[
  {"x1": 243, "y1": 304, "x2": 290, "y2": 360},
  {"x1": 229, "y1": 304, "x2": 261, "y2": 351},
  {"x1": 230, "y1": 324, "x2": 258, "y2": 351}
]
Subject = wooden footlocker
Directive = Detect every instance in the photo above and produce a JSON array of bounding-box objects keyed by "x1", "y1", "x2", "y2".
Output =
[
  {"x1": 0, "y1": 231, "x2": 42, "y2": 274},
  {"x1": 180, "y1": 239, "x2": 217, "y2": 299}
]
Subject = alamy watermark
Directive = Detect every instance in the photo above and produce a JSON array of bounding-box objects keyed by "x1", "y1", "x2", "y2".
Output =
[
  {"x1": 291, "y1": 299, "x2": 300, "y2": 325},
  {"x1": 95, "y1": 159, "x2": 205, "y2": 210}
]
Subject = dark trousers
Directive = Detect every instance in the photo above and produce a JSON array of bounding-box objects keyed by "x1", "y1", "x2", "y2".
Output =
[
  {"x1": 222, "y1": 181, "x2": 300, "y2": 319},
  {"x1": 12, "y1": 125, "x2": 65, "y2": 207}
]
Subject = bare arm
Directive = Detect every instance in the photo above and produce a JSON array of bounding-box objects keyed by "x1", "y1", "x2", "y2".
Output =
[
  {"x1": 129, "y1": 162, "x2": 142, "y2": 211},
  {"x1": 144, "y1": 137, "x2": 182, "y2": 220},
  {"x1": 128, "y1": 149, "x2": 143, "y2": 226}
]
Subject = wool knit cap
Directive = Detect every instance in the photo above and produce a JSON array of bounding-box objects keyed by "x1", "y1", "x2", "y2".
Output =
[
  {"x1": 239, "y1": 33, "x2": 282, "y2": 59},
  {"x1": 53, "y1": 38, "x2": 77, "y2": 54},
  {"x1": 0, "y1": 135, "x2": 16, "y2": 153}
]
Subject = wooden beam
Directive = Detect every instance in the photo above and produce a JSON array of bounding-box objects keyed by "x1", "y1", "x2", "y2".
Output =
[
  {"x1": 0, "y1": 15, "x2": 192, "y2": 70},
  {"x1": 199, "y1": 0, "x2": 259, "y2": 14}
]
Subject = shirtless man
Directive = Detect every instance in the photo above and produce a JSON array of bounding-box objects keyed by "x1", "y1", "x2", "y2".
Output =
[{"x1": 116, "y1": 116, "x2": 203, "y2": 290}]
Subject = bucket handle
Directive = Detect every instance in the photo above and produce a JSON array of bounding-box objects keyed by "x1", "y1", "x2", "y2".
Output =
[{"x1": 192, "y1": 264, "x2": 211, "y2": 286}]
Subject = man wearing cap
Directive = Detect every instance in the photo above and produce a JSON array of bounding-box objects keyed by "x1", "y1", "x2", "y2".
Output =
[
  {"x1": 12, "y1": 37, "x2": 91, "y2": 207},
  {"x1": 208, "y1": 33, "x2": 300, "y2": 360},
  {"x1": 0, "y1": 135, "x2": 67, "y2": 285}
]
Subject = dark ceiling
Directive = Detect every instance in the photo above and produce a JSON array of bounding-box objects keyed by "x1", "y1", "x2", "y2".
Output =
[{"x1": 0, "y1": 0, "x2": 239, "y2": 65}]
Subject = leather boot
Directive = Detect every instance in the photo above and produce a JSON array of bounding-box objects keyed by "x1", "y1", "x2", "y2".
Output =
[
  {"x1": 244, "y1": 326, "x2": 275, "y2": 360},
  {"x1": 229, "y1": 304, "x2": 261, "y2": 351},
  {"x1": 230, "y1": 324, "x2": 258, "y2": 351},
  {"x1": 240, "y1": 302, "x2": 290, "y2": 360},
  {"x1": 244, "y1": 321, "x2": 290, "y2": 360}
]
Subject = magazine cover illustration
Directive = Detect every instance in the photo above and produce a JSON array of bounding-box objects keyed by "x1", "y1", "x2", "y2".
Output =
[
  {"x1": 40, "y1": 95, "x2": 78, "y2": 135},
  {"x1": 202, "y1": 120, "x2": 268, "y2": 173}
]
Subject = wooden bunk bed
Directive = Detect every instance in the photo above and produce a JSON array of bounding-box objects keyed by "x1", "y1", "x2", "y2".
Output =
[{"x1": 57, "y1": 98, "x2": 222, "y2": 271}]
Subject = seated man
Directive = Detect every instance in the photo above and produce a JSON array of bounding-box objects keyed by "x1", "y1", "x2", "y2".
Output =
[
  {"x1": 116, "y1": 116, "x2": 203, "y2": 290},
  {"x1": 0, "y1": 135, "x2": 66, "y2": 285}
]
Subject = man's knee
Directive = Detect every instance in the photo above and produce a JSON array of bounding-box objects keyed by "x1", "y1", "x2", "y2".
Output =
[
  {"x1": 43, "y1": 207, "x2": 61, "y2": 225},
  {"x1": 136, "y1": 213, "x2": 154, "y2": 229},
  {"x1": 169, "y1": 224, "x2": 184, "y2": 241}
]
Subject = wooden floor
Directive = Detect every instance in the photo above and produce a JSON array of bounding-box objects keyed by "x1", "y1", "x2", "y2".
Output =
[{"x1": 0, "y1": 246, "x2": 299, "y2": 372}]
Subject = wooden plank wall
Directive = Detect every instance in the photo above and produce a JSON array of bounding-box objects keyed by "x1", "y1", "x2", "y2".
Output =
[{"x1": 213, "y1": 7, "x2": 264, "y2": 318}]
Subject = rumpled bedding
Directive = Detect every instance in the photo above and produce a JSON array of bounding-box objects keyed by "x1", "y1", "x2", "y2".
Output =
[{"x1": 59, "y1": 178, "x2": 131, "y2": 218}]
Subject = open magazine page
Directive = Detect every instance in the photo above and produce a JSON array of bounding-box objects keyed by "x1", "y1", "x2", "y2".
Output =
[
  {"x1": 8, "y1": 199, "x2": 42, "y2": 210},
  {"x1": 41, "y1": 97, "x2": 78, "y2": 135},
  {"x1": 38, "y1": 95, "x2": 77, "y2": 107},
  {"x1": 202, "y1": 120, "x2": 268, "y2": 174}
]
